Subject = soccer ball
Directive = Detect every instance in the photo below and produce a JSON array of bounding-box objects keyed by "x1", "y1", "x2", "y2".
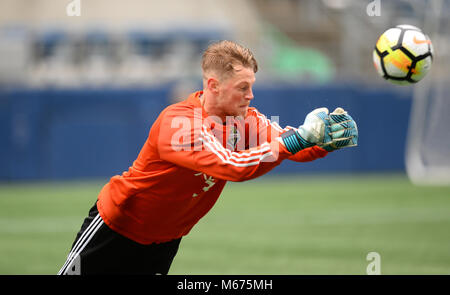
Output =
[{"x1": 373, "y1": 24, "x2": 434, "y2": 85}]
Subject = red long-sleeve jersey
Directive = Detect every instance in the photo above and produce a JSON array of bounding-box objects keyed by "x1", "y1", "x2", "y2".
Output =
[{"x1": 97, "y1": 91, "x2": 328, "y2": 244}]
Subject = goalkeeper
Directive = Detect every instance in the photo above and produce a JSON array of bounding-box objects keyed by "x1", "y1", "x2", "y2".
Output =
[{"x1": 58, "y1": 40, "x2": 358, "y2": 275}]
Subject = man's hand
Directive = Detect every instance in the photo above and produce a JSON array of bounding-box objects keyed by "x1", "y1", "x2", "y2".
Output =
[{"x1": 319, "y1": 107, "x2": 358, "y2": 152}]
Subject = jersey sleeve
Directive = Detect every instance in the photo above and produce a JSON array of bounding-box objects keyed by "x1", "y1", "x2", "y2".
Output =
[
  {"x1": 156, "y1": 105, "x2": 292, "y2": 182},
  {"x1": 287, "y1": 145, "x2": 328, "y2": 162}
]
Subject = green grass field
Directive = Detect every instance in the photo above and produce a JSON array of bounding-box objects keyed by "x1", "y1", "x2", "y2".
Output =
[{"x1": 1, "y1": 173, "x2": 449, "y2": 275}]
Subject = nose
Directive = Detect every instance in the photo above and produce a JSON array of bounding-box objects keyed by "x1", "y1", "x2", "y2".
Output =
[{"x1": 246, "y1": 88, "x2": 254, "y2": 101}]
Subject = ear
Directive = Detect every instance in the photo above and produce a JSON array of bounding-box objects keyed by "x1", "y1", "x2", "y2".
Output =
[{"x1": 206, "y1": 77, "x2": 220, "y2": 94}]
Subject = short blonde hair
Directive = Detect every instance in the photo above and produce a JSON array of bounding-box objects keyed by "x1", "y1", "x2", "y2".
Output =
[{"x1": 202, "y1": 40, "x2": 258, "y2": 80}]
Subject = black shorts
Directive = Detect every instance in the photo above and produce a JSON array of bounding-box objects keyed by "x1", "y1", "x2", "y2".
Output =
[{"x1": 58, "y1": 202, "x2": 181, "y2": 275}]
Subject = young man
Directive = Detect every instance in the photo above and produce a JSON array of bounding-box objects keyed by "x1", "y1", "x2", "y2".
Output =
[{"x1": 58, "y1": 40, "x2": 358, "y2": 275}]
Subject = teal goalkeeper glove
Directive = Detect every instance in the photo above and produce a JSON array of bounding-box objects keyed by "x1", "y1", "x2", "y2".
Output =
[
  {"x1": 281, "y1": 107, "x2": 358, "y2": 154},
  {"x1": 319, "y1": 107, "x2": 358, "y2": 152}
]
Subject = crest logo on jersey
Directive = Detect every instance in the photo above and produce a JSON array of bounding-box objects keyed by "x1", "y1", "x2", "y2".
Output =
[{"x1": 227, "y1": 125, "x2": 241, "y2": 151}]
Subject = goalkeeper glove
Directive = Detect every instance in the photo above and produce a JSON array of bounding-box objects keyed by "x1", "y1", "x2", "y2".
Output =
[
  {"x1": 281, "y1": 107, "x2": 358, "y2": 154},
  {"x1": 319, "y1": 107, "x2": 358, "y2": 152},
  {"x1": 281, "y1": 107, "x2": 330, "y2": 154}
]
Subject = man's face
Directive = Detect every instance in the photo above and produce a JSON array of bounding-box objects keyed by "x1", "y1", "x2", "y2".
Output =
[{"x1": 216, "y1": 65, "x2": 255, "y2": 118}]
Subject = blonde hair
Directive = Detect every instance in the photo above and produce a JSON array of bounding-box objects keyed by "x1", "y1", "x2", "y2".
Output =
[{"x1": 202, "y1": 40, "x2": 258, "y2": 80}]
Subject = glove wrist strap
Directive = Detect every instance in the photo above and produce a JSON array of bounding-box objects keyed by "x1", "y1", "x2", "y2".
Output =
[{"x1": 281, "y1": 129, "x2": 314, "y2": 154}]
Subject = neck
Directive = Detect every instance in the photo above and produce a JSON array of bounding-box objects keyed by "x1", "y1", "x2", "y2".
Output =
[{"x1": 200, "y1": 90, "x2": 227, "y2": 122}]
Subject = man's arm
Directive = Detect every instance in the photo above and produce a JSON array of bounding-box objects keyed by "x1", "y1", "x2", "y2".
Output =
[{"x1": 156, "y1": 105, "x2": 357, "y2": 182}]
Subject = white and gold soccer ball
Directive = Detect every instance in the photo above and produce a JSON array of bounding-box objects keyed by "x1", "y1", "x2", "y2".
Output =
[{"x1": 373, "y1": 24, "x2": 434, "y2": 85}]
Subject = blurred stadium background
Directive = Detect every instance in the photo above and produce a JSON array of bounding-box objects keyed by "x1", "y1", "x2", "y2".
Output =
[{"x1": 0, "y1": 0, "x2": 449, "y2": 274}]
